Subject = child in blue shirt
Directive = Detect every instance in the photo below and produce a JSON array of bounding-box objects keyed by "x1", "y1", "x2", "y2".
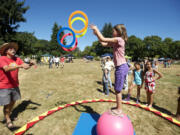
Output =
[{"x1": 124, "y1": 62, "x2": 144, "y2": 103}]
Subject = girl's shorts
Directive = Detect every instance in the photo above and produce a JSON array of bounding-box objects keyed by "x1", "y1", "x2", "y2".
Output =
[{"x1": 114, "y1": 63, "x2": 129, "y2": 92}]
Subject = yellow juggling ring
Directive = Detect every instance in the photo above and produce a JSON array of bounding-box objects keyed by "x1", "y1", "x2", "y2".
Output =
[
  {"x1": 68, "y1": 10, "x2": 88, "y2": 34},
  {"x1": 70, "y1": 17, "x2": 87, "y2": 38}
]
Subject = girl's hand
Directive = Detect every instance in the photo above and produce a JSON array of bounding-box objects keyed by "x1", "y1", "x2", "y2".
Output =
[
  {"x1": 89, "y1": 24, "x2": 98, "y2": 35},
  {"x1": 89, "y1": 24, "x2": 97, "y2": 30}
]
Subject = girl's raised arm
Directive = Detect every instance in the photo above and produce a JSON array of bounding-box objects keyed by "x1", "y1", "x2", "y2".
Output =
[
  {"x1": 90, "y1": 24, "x2": 118, "y2": 44},
  {"x1": 100, "y1": 42, "x2": 113, "y2": 47}
]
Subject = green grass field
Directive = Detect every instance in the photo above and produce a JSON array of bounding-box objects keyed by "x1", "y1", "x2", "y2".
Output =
[{"x1": 0, "y1": 59, "x2": 180, "y2": 135}]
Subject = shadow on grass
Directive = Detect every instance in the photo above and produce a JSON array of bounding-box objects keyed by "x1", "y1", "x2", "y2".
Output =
[
  {"x1": 8, "y1": 126, "x2": 21, "y2": 132},
  {"x1": 55, "y1": 101, "x2": 68, "y2": 106},
  {"x1": 73, "y1": 104, "x2": 100, "y2": 122},
  {"x1": 1, "y1": 100, "x2": 40, "y2": 133},
  {"x1": 96, "y1": 81, "x2": 102, "y2": 85},
  {"x1": 96, "y1": 81, "x2": 115, "y2": 86},
  {"x1": 96, "y1": 81, "x2": 116, "y2": 95},
  {"x1": 126, "y1": 96, "x2": 174, "y2": 116},
  {"x1": 96, "y1": 88, "x2": 116, "y2": 95},
  {"x1": 97, "y1": 88, "x2": 104, "y2": 93},
  {"x1": 73, "y1": 104, "x2": 100, "y2": 135},
  {"x1": 11, "y1": 100, "x2": 41, "y2": 121}
]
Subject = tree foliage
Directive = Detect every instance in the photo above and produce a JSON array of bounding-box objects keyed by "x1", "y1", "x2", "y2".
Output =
[{"x1": 0, "y1": 0, "x2": 29, "y2": 41}]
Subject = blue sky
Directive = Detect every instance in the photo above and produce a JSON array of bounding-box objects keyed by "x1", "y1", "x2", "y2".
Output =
[{"x1": 18, "y1": 0, "x2": 180, "y2": 51}]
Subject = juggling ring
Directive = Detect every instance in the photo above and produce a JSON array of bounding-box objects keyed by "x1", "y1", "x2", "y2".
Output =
[
  {"x1": 68, "y1": 10, "x2": 88, "y2": 34},
  {"x1": 57, "y1": 27, "x2": 76, "y2": 48},
  {"x1": 14, "y1": 99, "x2": 180, "y2": 135},
  {"x1": 61, "y1": 33, "x2": 78, "y2": 52},
  {"x1": 70, "y1": 17, "x2": 88, "y2": 38}
]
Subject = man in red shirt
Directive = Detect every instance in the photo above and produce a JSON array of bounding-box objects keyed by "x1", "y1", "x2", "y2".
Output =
[{"x1": 0, "y1": 42, "x2": 33, "y2": 128}]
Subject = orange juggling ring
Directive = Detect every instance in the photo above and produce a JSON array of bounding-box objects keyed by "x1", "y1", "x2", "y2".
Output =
[{"x1": 68, "y1": 10, "x2": 88, "y2": 34}]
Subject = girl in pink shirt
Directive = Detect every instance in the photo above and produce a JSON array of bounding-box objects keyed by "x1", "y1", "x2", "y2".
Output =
[{"x1": 90, "y1": 24, "x2": 129, "y2": 116}]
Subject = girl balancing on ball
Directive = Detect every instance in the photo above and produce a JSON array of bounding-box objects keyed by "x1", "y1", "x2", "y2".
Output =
[{"x1": 90, "y1": 24, "x2": 129, "y2": 116}]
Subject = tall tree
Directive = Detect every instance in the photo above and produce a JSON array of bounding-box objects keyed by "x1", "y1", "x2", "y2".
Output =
[
  {"x1": 50, "y1": 23, "x2": 66, "y2": 56},
  {"x1": 161, "y1": 38, "x2": 173, "y2": 58},
  {"x1": 126, "y1": 35, "x2": 145, "y2": 61},
  {"x1": 0, "y1": 0, "x2": 29, "y2": 41},
  {"x1": 143, "y1": 36, "x2": 162, "y2": 58},
  {"x1": 171, "y1": 41, "x2": 180, "y2": 59},
  {"x1": 33, "y1": 39, "x2": 50, "y2": 55}
]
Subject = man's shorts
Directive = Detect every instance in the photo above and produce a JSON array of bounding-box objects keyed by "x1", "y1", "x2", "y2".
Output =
[{"x1": 0, "y1": 87, "x2": 21, "y2": 106}]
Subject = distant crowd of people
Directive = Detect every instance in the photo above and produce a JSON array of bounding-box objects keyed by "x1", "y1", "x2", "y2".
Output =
[
  {"x1": 48, "y1": 56, "x2": 65, "y2": 69},
  {"x1": 48, "y1": 55, "x2": 74, "y2": 69}
]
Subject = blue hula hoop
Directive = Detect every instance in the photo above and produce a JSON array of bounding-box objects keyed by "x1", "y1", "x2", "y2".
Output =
[{"x1": 57, "y1": 27, "x2": 76, "y2": 48}]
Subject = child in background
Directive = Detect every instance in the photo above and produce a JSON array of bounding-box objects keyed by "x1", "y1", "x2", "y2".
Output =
[
  {"x1": 123, "y1": 57, "x2": 133, "y2": 91},
  {"x1": 103, "y1": 64, "x2": 110, "y2": 95},
  {"x1": 144, "y1": 61, "x2": 163, "y2": 108},
  {"x1": 90, "y1": 24, "x2": 129, "y2": 116},
  {"x1": 100, "y1": 58, "x2": 109, "y2": 95},
  {"x1": 140, "y1": 61, "x2": 144, "y2": 70},
  {"x1": 48, "y1": 56, "x2": 53, "y2": 69},
  {"x1": 154, "y1": 61, "x2": 158, "y2": 70},
  {"x1": 124, "y1": 62, "x2": 143, "y2": 103},
  {"x1": 60, "y1": 55, "x2": 65, "y2": 69},
  {"x1": 104, "y1": 56, "x2": 114, "y2": 88},
  {"x1": 54, "y1": 56, "x2": 60, "y2": 68}
]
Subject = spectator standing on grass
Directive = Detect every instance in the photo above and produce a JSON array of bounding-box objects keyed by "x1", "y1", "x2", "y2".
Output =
[
  {"x1": 124, "y1": 62, "x2": 144, "y2": 104},
  {"x1": 154, "y1": 61, "x2": 158, "y2": 70},
  {"x1": 101, "y1": 57, "x2": 110, "y2": 95},
  {"x1": 123, "y1": 58, "x2": 133, "y2": 91},
  {"x1": 49, "y1": 56, "x2": 53, "y2": 69},
  {"x1": 144, "y1": 61, "x2": 163, "y2": 108},
  {"x1": 60, "y1": 55, "x2": 65, "y2": 69},
  {"x1": 103, "y1": 64, "x2": 110, "y2": 95},
  {"x1": 140, "y1": 61, "x2": 144, "y2": 70},
  {"x1": 104, "y1": 56, "x2": 115, "y2": 88},
  {"x1": 54, "y1": 56, "x2": 60, "y2": 68}
]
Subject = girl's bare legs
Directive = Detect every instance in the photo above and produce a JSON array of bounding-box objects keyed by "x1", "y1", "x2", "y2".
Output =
[
  {"x1": 111, "y1": 91, "x2": 123, "y2": 116},
  {"x1": 146, "y1": 91, "x2": 150, "y2": 106},
  {"x1": 125, "y1": 83, "x2": 135, "y2": 101},
  {"x1": 136, "y1": 86, "x2": 141, "y2": 103},
  {"x1": 116, "y1": 91, "x2": 122, "y2": 111},
  {"x1": 148, "y1": 92, "x2": 153, "y2": 108}
]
